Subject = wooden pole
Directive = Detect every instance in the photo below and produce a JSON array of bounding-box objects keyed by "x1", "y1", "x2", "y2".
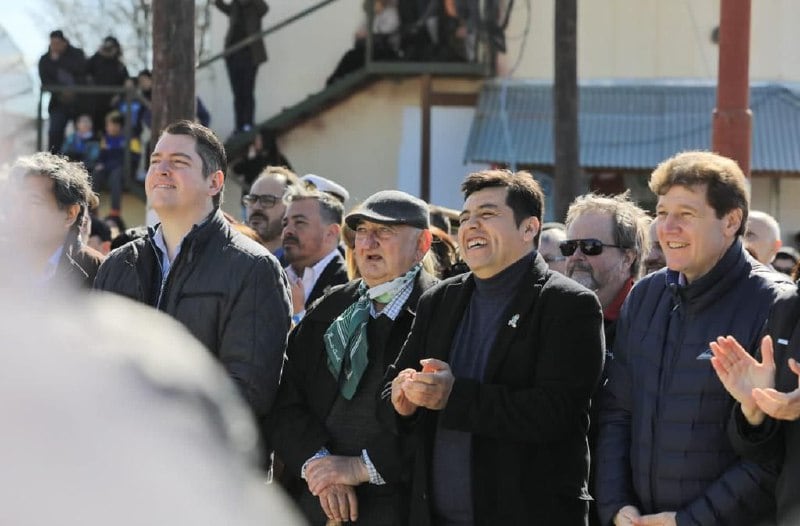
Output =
[
  {"x1": 553, "y1": 0, "x2": 580, "y2": 221},
  {"x1": 712, "y1": 0, "x2": 752, "y2": 176},
  {"x1": 151, "y1": 0, "x2": 196, "y2": 139}
]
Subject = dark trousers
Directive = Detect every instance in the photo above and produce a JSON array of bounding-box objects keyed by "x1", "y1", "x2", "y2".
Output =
[
  {"x1": 93, "y1": 165, "x2": 124, "y2": 212},
  {"x1": 48, "y1": 109, "x2": 72, "y2": 153},
  {"x1": 225, "y1": 50, "x2": 258, "y2": 130}
]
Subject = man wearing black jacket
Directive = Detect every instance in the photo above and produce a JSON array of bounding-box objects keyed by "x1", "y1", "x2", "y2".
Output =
[
  {"x1": 390, "y1": 170, "x2": 605, "y2": 524},
  {"x1": 281, "y1": 189, "x2": 349, "y2": 324},
  {"x1": 38, "y1": 30, "x2": 87, "y2": 153},
  {"x1": 272, "y1": 190, "x2": 436, "y2": 525},
  {"x1": 711, "y1": 285, "x2": 800, "y2": 525},
  {"x1": 95, "y1": 120, "x2": 291, "y2": 434}
]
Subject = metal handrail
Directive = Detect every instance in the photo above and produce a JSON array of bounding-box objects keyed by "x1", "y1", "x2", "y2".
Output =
[
  {"x1": 197, "y1": 0, "x2": 496, "y2": 74},
  {"x1": 196, "y1": 0, "x2": 341, "y2": 70}
]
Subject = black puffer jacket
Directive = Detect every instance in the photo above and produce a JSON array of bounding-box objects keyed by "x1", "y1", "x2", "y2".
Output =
[
  {"x1": 597, "y1": 239, "x2": 791, "y2": 525},
  {"x1": 94, "y1": 209, "x2": 291, "y2": 419}
]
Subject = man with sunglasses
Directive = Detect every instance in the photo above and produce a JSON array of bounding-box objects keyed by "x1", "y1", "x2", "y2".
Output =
[
  {"x1": 562, "y1": 192, "x2": 650, "y2": 526},
  {"x1": 563, "y1": 193, "x2": 650, "y2": 353},
  {"x1": 244, "y1": 166, "x2": 299, "y2": 264},
  {"x1": 389, "y1": 170, "x2": 605, "y2": 524},
  {"x1": 596, "y1": 151, "x2": 792, "y2": 526}
]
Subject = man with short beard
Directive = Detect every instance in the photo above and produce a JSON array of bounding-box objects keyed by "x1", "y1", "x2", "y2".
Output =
[
  {"x1": 563, "y1": 193, "x2": 650, "y2": 526},
  {"x1": 563, "y1": 193, "x2": 650, "y2": 351},
  {"x1": 282, "y1": 189, "x2": 349, "y2": 323},
  {"x1": 243, "y1": 166, "x2": 299, "y2": 264}
]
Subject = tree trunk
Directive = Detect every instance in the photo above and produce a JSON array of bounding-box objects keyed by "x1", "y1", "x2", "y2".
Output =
[
  {"x1": 151, "y1": 0, "x2": 195, "y2": 139},
  {"x1": 553, "y1": 0, "x2": 580, "y2": 222}
]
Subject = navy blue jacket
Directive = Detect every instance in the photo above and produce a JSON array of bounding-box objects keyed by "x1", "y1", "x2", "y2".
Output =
[{"x1": 597, "y1": 239, "x2": 791, "y2": 525}]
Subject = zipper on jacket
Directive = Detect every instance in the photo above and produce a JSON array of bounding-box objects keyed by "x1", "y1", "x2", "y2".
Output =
[
  {"x1": 148, "y1": 236, "x2": 191, "y2": 311},
  {"x1": 650, "y1": 287, "x2": 688, "y2": 508}
]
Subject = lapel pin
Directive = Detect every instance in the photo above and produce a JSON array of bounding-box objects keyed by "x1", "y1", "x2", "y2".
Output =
[{"x1": 508, "y1": 314, "x2": 520, "y2": 328}]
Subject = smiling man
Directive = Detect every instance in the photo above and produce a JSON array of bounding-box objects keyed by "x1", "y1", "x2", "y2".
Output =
[
  {"x1": 271, "y1": 190, "x2": 437, "y2": 525},
  {"x1": 596, "y1": 151, "x2": 792, "y2": 526},
  {"x1": 389, "y1": 169, "x2": 604, "y2": 525},
  {"x1": 94, "y1": 120, "x2": 292, "y2": 446}
]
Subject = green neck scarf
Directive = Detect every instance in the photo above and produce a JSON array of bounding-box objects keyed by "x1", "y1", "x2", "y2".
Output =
[{"x1": 323, "y1": 264, "x2": 421, "y2": 399}]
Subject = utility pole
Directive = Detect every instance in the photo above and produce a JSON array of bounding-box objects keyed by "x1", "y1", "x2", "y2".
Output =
[
  {"x1": 712, "y1": 0, "x2": 752, "y2": 176},
  {"x1": 151, "y1": 0, "x2": 196, "y2": 138},
  {"x1": 553, "y1": 0, "x2": 580, "y2": 222}
]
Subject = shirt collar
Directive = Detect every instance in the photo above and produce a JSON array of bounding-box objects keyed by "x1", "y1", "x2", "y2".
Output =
[
  {"x1": 369, "y1": 274, "x2": 415, "y2": 320},
  {"x1": 39, "y1": 245, "x2": 64, "y2": 283},
  {"x1": 286, "y1": 248, "x2": 340, "y2": 283}
]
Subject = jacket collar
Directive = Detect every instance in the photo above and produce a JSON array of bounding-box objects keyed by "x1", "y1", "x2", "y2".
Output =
[
  {"x1": 147, "y1": 209, "x2": 225, "y2": 264},
  {"x1": 666, "y1": 237, "x2": 750, "y2": 311},
  {"x1": 434, "y1": 252, "x2": 547, "y2": 379}
]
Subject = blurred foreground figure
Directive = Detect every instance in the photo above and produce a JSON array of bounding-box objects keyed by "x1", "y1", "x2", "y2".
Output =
[
  {"x1": 5, "y1": 152, "x2": 104, "y2": 289},
  {"x1": 0, "y1": 286, "x2": 302, "y2": 525}
]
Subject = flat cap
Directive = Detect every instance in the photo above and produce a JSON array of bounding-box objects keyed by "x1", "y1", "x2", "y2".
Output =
[{"x1": 345, "y1": 190, "x2": 429, "y2": 230}]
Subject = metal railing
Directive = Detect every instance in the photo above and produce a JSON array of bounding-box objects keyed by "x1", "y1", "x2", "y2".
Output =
[
  {"x1": 198, "y1": 0, "x2": 496, "y2": 75},
  {"x1": 197, "y1": 0, "x2": 341, "y2": 70}
]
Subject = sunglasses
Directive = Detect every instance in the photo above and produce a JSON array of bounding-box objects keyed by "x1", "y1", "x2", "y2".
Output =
[
  {"x1": 559, "y1": 238, "x2": 628, "y2": 257},
  {"x1": 241, "y1": 193, "x2": 281, "y2": 208}
]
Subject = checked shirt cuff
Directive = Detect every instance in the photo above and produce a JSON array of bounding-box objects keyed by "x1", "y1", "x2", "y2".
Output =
[
  {"x1": 300, "y1": 447, "x2": 330, "y2": 480},
  {"x1": 361, "y1": 449, "x2": 386, "y2": 485}
]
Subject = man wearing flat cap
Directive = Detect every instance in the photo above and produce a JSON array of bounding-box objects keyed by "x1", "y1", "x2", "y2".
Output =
[
  {"x1": 390, "y1": 170, "x2": 605, "y2": 524},
  {"x1": 271, "y1": 190, "x2": 438, "y2": 525}
]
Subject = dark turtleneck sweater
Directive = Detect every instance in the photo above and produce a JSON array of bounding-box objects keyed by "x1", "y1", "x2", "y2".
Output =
[{"x1": 431, "y1": 252, "x2": 535, "y2": 526}]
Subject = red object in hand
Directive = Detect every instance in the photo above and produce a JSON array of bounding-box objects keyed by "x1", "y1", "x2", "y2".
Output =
[{"x1": 421, "y1": 362, "x2": 436, "y2": 373}]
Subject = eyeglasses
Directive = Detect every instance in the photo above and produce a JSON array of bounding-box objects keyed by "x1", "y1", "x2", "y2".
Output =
[
  {"x1": 559, "y1": 238, "x2": 628, "y2": 257},
  {"x1": 241, "y1": 193, "x2": 281, "y2": 208},
  {"x1": 354, "y1": 224, "x2": 399, "y2": 242}
]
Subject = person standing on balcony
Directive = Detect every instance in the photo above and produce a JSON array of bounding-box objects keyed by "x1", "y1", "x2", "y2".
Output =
[
  {"x1": 39, "y1": 30, "x2": 88, "y2": 154},
  {"x1": 86, "y1": 36, "x2": 129, "y2": 136},
  {"x1": 214, "y1": 0, "x2": 269, "y2": 134}
]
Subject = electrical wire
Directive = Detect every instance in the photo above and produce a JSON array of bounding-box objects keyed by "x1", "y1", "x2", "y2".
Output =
[
  {"x1": 508, "y1": 0, "x2": 532, "y2": 76},
  {"x1": 683, "y1": 0, "x2": 713, "y2": 77}
]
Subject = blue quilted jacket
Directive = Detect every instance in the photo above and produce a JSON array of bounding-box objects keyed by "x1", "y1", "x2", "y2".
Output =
[{"x1": 596, "y1": 239, "x2": 791, "y2": 525}]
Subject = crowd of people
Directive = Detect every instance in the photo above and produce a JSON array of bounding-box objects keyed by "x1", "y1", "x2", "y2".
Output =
[
  {"x1": 3, "y1": 116, "x2": 799, "y2": 525},
  {"x1": 40, "y1": 31, "x2": 211, "y2": 220}
]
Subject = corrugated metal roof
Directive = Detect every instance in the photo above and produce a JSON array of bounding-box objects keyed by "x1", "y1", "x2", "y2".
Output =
[{"x1": 465, "y1": 80, "x2": 800, "y2": 173}]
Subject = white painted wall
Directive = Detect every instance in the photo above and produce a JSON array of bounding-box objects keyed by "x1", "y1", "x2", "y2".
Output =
[{"x1": 201, "y1": 0, "x2": 800, "y2": 234}]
